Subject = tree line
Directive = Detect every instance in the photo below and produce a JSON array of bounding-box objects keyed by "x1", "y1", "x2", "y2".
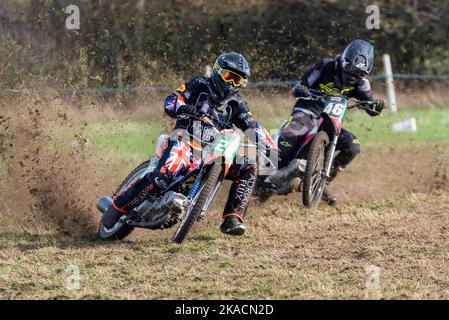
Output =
[{"x1": 0, "y1": 0, "x2": 448, "y2": 88}]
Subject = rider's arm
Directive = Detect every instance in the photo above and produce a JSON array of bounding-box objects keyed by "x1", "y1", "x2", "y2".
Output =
[
  {"x1": 355, "y1": 78, "x2": 373, "y2": 101},
  {"x1": 233, "y1": 100, "x2": 277, "y2": 150},
  {"x1": 355, "y1": 78, "x2": 383, "y2": 117},
  {"x1": 292, "y1": 59, "x2": 326, "y2": 97},
  {"x1": 164, "y1": 85, "x2": 188, "y2": 118},
  {"x1": 164, "y1": 77, "x2": 202, "y2": 118}
]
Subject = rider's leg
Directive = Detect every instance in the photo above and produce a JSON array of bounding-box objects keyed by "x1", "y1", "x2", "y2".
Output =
[
  {"x1": 278, "y1": 111, "x2": 317, "y2": 168},
  {"x1": 322, "y1": 129, "x2": 360, "y2": 205},
  {"x1": 333, "y1": 128, "x2": 360, "y2": 178},
  {"x1": 103, "y1": 139, "x2": 191, "y2": 228},
  {"x1": 220, "y1": 156, "x2": 258, "y2": 236},
  {"x1": 271, "y1": 111, "x2": 319, "y2": 187}
]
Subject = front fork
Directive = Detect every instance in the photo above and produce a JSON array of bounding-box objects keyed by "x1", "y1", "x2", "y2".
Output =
[
  {"x1": 324, "y1": 134, "x2": 339, "y2": 179},
  {"x1": 198, "y1": 181, "x2": 222, "y2": 221},
  {"x1": 186, "y1": 163, "x2": 223, "y2": 221}
]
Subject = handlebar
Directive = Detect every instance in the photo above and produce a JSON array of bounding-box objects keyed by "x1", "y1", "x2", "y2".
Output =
[
  {"x1": 304, "y1": 89, "x2": 381, "y2": 116},
  {"x1": 186, "y1": 114, "x2": 223, "y2": 134},
  {"x1": 350, "y1": 101, "x2": 380, "y2": 115},
  {"x1": 184, "y1": 113, "x2": 276, "y2": 167}
]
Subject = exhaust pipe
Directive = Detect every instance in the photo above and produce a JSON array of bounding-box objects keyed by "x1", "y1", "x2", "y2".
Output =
[
  {"x1": 126, "y1": 214, "x2": 170, "y2": 230},
  {"x1": 96, "y1": 196, "x2": 112, "y2": 214}
]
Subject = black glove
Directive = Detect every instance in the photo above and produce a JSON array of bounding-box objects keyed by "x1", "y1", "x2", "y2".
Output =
[
  {"x1": 292, "y1": 83, "x2": 311, "y2": 98},
  {"x1": 178, "y1": 104, "x2": 200, "y2": 118},
  {"x1": 374, "y1": 99, "x2": 385, "y2": 112},
  {"x1": 367, "y1": 99, "x2": 385, "y2": 116}
]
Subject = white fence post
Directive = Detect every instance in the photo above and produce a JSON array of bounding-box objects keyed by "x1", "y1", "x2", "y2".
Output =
[{"x1": 382, "y1": 54, "x2": 398, "y2": 112}]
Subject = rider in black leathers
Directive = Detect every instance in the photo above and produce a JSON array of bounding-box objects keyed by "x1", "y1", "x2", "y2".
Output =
[
  {"x1": 277, "y1": 39, "x2": 385, "y2": 204},
  {"x1": 103, "y1": 52, "x2": 276, "y2": 236}
]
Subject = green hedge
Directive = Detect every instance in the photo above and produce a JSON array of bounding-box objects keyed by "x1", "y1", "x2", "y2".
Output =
[{"x1": 0, "y1": 0, "x2": 448, "y2": 88}]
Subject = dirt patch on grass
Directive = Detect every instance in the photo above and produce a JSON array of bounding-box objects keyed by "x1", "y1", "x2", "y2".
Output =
[{"x1": 330, "y1": 143, "x2": 449, "y2": 203}]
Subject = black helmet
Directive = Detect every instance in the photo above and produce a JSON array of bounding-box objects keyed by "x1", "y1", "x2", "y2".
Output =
[
  {"x1": 209, "y1": 52, "x2": 250, "y2": 101},
  {"x1": 337, "y1": 39, "x2": 374, "y2": 86}
]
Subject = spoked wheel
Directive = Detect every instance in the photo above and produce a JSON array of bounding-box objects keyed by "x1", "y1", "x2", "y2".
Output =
[
  {"x1": 98, "y1": 160, "x2": 152, "y2": 241},
  {"x1": 172, "y1": 163, "x2": 222, "y2": 244},
  {"x1": 302, "y1": 131, "x2": 330, "y2": 208}
]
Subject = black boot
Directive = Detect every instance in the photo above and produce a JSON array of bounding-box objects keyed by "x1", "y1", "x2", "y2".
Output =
[
  {"x1": 321, "y1": 165, "x2": 343, "y2": 205},
  {"x1": 322, "y1": 186, "x2": 337, "y2": 205},
  {"x1": 103, "y1": 205, "x2": 124, "y2": 229},
  {"x1": 329, "y1": 165, "x2": 344, "y2": 182},
  {"x1": 220, "y1": 215, "x2": 246, "y2": 236}
]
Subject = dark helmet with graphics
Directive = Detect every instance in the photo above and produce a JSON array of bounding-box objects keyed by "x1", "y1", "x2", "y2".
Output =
[
  {"x1": 209, "y1": 52, "x2": 250, "y2": 101},
  {"x1": 337, "y1": 39, "x2": 374, "y2": 86}
]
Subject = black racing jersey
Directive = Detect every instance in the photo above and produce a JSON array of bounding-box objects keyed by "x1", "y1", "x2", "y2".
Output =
[{"x1": 293, "y1": 59, "x2": 373, "y2": 115}]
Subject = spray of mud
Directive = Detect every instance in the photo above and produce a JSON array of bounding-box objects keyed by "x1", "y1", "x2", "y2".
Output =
[{"x1": 0, "y1": 95, "x2": 114, "y2": 238}]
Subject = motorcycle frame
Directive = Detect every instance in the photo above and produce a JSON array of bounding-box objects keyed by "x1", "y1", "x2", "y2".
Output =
[{"x1": 292, "y1": 95, "x2": 349, "y2": 171}]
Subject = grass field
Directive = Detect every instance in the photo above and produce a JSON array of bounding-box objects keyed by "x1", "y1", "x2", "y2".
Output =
[
  {"x1": 0, "y1": 94, "x2": 448, "y2": 299},
  {"x1": 86, "y1": 107, "x2": 449, "y2": 160},
  {"x1": 1, "y1": 190, "x2": 448, "y2": 300}
]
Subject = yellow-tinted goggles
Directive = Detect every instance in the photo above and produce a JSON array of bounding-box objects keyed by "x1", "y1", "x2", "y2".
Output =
[{"x1": 215, "y1": 64, "x2": 248, "y2": 87}]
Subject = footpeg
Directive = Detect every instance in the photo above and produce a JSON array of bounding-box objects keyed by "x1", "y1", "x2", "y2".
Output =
[
  {"x1": 267, "y1": 158, "x2": 307, "y2": 189},
  {"x1": 96, "y1": 196, "x2": 112, "y2": 214}
]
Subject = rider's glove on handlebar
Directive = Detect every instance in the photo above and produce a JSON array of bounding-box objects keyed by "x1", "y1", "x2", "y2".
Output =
[
  {"x1": 292, "y1": 83, "x2": 311, "y2": 98},
  {"x1": 179, "y1": 104, "x2": 201, "y2": 118},
  {"x1": 367, "y1": 99, "x2": 385, "y2": 116},
  {"x1": 375, "y1": 99, "x2": 385, "y2": 112}
]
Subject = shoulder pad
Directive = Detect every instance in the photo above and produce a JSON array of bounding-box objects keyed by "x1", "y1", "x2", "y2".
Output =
[{"x1": 191, "y1": 76, "x2": 209, "y2": 85}]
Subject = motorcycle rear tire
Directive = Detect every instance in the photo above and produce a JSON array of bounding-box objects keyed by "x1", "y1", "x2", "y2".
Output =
[{"x1": 98, "y1": 160, "x2": 152, "y2": 241}]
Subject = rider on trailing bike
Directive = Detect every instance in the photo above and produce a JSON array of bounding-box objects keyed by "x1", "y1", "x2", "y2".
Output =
[
  {"x1": 103, "y1": 52, "x2": 276, "y2": 236},
  {"x1": 274, "y1": 39, "x2": 385, "y2": 204}
]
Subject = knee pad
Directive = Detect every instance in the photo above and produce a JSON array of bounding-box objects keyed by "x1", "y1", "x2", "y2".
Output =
[
  {"x1": 146, "y1": 170, "x2": 171, "y2": 190},
  {"x1": 351, "y1": 139, "x2": 361, "y2": 156}
]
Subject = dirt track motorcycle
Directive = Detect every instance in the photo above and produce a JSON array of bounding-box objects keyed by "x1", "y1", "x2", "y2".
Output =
[
  {"x1": 256, "y1": 89, "x2": 380, "y2": 208},
  {"x1": 96, "y1": 115, "x2": 245, "y2": 244}
]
